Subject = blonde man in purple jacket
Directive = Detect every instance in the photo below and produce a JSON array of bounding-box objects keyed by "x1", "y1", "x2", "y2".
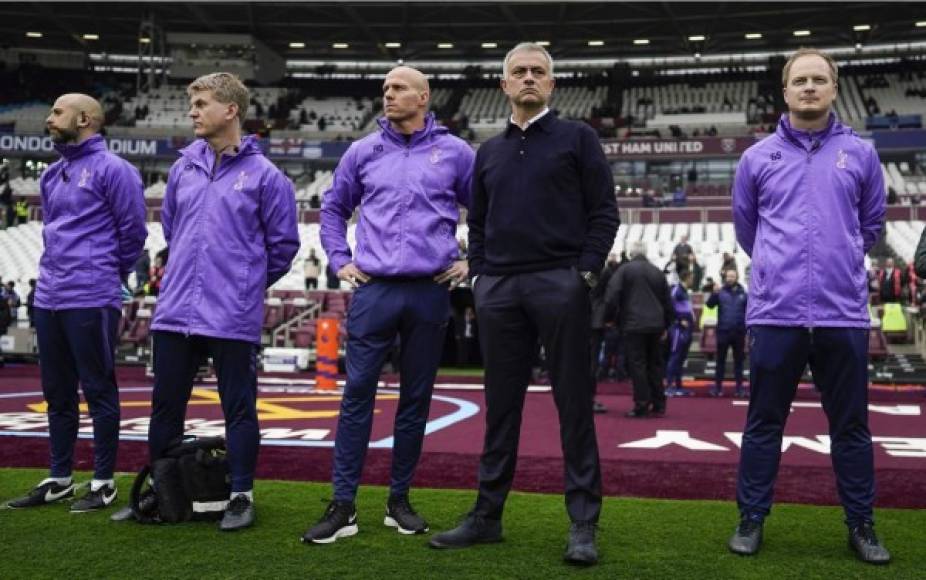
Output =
[
  {"x1": 147, "y1": 73, "x2": 299, "y2": 531},
  {"x1": 728, "y1": 48, "x2": 889, "y2": 565}
]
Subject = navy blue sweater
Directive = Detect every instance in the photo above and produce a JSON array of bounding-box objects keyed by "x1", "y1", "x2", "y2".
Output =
[
  {"x1": 706, "y1": 283, "x2": 748, "y2": 332},
  {"x1": 467, "y1": 112, "x2": 619, "y2": 275}
]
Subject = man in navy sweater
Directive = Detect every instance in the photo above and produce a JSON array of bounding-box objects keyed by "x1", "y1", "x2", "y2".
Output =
[
  {"x1": 429, "y1": 42, "x2": 619, "y2": 566},
  {"x1": 706, "y1": 268, "x2": 748, "y2": 397}
]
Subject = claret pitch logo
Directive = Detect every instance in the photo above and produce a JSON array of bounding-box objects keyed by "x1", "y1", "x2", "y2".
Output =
[{"x1": 0, "y1": 380, "x2": 478, "y2": 448}]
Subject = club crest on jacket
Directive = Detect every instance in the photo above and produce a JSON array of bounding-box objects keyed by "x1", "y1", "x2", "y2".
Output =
[
  {"x1": 78, "y1": 168, "x2": 91, "y2": 188},
  {"x1": 233, "y1": 171, "x2": 248, "y2": 191}
]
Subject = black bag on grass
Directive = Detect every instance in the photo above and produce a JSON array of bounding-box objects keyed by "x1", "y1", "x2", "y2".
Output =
[{"x1": 130, "y1": 436, "x2": 231, "y2": 524}]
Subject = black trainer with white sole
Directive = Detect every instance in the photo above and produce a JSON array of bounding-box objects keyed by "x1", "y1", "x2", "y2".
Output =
[
  {"x1": 302, "y1": 500, "x2": 358, "y2": 544},
  {"x1": 70, "y1": 484, "x2": 118, "y2": 513},
  {"x1": 7, "y1": 479, "x2": 75, "y2": 509},
  {"x1": 384, "y1": 495, "x2": 429, "y2": 535}
]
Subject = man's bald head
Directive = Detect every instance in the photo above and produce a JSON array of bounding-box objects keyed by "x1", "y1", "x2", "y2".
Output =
[
  {"x1": 385, "y1": 66, "x2": 429, "y2": 93},
  {"x1": 382, "y1": 66, "x2": 430, "y2": 132},
  {"x1": 47, "y1": 93, "x2": 104, "y2": 144},
  {"x1": 56, "y1": 94, "x2": 104, "y2": 130}
]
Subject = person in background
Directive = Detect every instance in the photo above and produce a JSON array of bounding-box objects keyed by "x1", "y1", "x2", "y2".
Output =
[
  {"x1": 904, "y1": 260, "x2": 918, "y2": 305},
  {"x1": 589, "y1": 253, "x2": 620, "y2": 413},
  {"x1": 876, "y1": 257, "x2": 906, "y2": 304},
  {"x1": 915, "y1": 227, "x2": 926, "y2": 279},
  {"x1": 706, "y1": 268, "x2": 748, "y2": 397},
  {"x1": 5, "y1": 281, "x2": 20, "y2": 313},
  {"x1": 304, "y1": 248, "x2": 321, "y2": 290},
  {"x1": 605, "y1": 240, "x2": 673, "y2": 418},
  {"x1": 671, "y1": 234, "x2": 694, "y2": 274},
  {"x1": 665, "y1": 269, "x2": 695, "y2": 397},
  {"x1": 14, "y1": 198, "x2": 29, "y2": 225},
  {"x1": 148, "y1": 255, "x2": 165, "y2": 296},
  {"x1": 325, "y1": 263, "x2": 341, "y2": 290},
  {"x1": 0, "y1": 281, "x2": 10, "y2": 337},
  {"x1": 134, "y1": 248, "x2": 150, "y2": 294},
  {"x1": 0, "y1": 165, "x2": 13, "y2": 228},
  {"x1": 26, "y1": 278, "x2": 36, "y2": 327},
  {"x1": 720, "y1": 252, "x2": 738, "y2": 277}
]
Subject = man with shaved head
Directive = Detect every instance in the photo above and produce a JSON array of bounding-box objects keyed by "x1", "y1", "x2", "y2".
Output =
[
  {"x1": 5, "y1": 93, "x2": 147, "y2": 512},
  {"x1": 304, "y1": 66, "x2": 474, "y2": 544}
]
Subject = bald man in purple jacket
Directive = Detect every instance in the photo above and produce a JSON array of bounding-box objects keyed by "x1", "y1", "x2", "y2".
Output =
[
  {"x1": 303, "y1": 67, "x2": 474, "y2": 544},
  {"x1": 6, "y1": 93, "x2": 147, "y2": 513}
]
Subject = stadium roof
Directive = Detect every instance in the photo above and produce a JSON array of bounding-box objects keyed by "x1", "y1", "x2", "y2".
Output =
[{"x1": 4, "y1": 1, "x2": 926, "y2": 63}]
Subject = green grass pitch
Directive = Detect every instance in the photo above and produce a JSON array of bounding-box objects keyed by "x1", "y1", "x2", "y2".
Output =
[{"x1": 1, "y1": 468, "x2": 924, "y2": 579}]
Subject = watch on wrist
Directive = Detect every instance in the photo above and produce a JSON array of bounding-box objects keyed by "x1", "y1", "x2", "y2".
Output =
[{"x1": 580, "y1": 270, "x2": 599, "y2": 289}]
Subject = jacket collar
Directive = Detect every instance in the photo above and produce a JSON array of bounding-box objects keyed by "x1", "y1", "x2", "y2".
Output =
[
  {"x1": 179, "y1": 134, "x2": 262, "y2": 172},
  {"x1": 54, "y1": 134, "x2": 106, "y2": 160},
  {"x1": 777, "y1": 112, "x2": 838, "y2": 151},
  {"x1": 376, "y1": 112, "x2": 445, "y2": 147}
]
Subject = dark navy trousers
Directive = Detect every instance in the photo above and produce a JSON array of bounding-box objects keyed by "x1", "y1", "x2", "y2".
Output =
[
  {"x1": 665, "y1": 322, "x2": 692, "y2": 389},
  {"x1": 34, "y1": 306, "x2": 121, "y2": 479},
  {"x1": 332, "y1": 279, "x2": 450, "y2": 501},
  {"x1": 472, "y1": 269, "x2": 602, "y2": 523},
  {"x1": 149, "y1": 331, "x2": 260, "y2": 492},
  {"x1": 737, "y1": 326, "x2": 875, "y2": 526},
  {"x1": 715, "y1": 328, "x2": 746, "y2": 391}
]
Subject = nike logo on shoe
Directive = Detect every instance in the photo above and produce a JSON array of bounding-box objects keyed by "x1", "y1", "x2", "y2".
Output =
[
  {"x1": 348, "y1": 514, "x2": 357, "y2": 525},
  {"x1": 100, "y1": 488, "x2": 117, "y2": 505},
  {"x1": 44, "y1": 486, "x2": 73, "y2": 502}
]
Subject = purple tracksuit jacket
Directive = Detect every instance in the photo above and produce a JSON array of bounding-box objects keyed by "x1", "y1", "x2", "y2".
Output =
[
  {"x1": 320, "y1": 113, "x2": 474, "y2": 276},
  {"x1": 35, "y1": 134, "x2": 147, "y2": 311},
  {"x1": 152, "y1": 135, "x2": 299, "y2": 343},
  {"x1": 733, "y1": 113, "x2": 885, "y2": 328}
]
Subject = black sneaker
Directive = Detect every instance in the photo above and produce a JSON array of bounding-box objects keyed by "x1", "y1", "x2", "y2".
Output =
[
  {"x1": 7, "y1": 479, "x2": 75, "y2": 509},
  {"x1": 429, "y1": 512, "x2": 502, "y2": 549},
  {"x1": 564, "y1": 521, "x2": 598, "y2": 565},
  {"x1": 384, "y1": 495, "x2": 429, "y2": 534},
  {"x1": 219, "y1": 494, "x2": 255, "y2": 531},
  {"x1": 70, "y1": 484, "x2": 118, "y2": 513},
  {"x1": 302, "y1": 500, "x2": 358, "y2": 544},
  {"x1": 848, "y1": 522, "x2": 891, "y2": 565},
  {"x1": 728, "y1": 515, "x2": 763, "y2": 555}
]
